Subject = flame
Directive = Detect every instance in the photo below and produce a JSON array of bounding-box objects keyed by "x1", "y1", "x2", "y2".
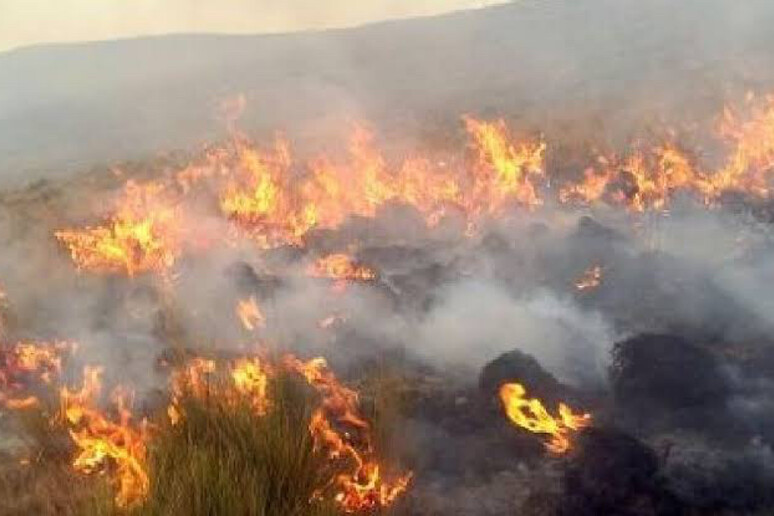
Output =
[
  {"x1": 575, "y1": 265, "x2": 603, "y2": 291},
  {"x1": 55, "y1": 181, "x2": 182, "y2": 276},
  {"x1": 559, "y1": 96, "x2": 774, "y2": 210},
  {"x1": 284, "y1": 355, "x2": 412, "y2": 512},
  {"x1": 167, "y1": 356, "x2": 272, "y2": 423},
  {"x1": 230, "y1": 357, "x2": 271, "y2": 415},
  {"x1": 499, "y1": 382, "x2": 591, "y2": 454},
  {"x1": 464, "y1": 116, "x2": 546, "y2": 210},
  {"x1": 167, "y1": 357, "x2": 217, "y2": 425},
  {"x1": 559, "y1": 145, "x2": 705, "y2": 211},
  {"x1": 307, "y1": 254, "x2": 376, "y2": 282},
  {"x1": 1, "y1": 340, "x2": 73, "y2": 410},
  {"x1": 53, "y1": 94, "x2": 774, "y2": 274},
  {"x1": 215, "y1": 118, "x2": 546, "y2": 249},
  {"x1": 60, "y1": 366, "x2": 149, "y2": 508},
  {"x1": 3, "y1": 340, "x2": 409, "y2": 511},
  {"x1": 708, "y1": 94, "x2": 774, "y2": 199},
  {"x1": 236, "y1": 295, "x2": 265, "y2": 331}
]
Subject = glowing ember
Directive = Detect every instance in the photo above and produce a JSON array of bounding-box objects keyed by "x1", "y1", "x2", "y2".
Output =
[
  {"x1": 708, "y1": 93, "x2": 774, "y2": 199},
  {"x1": 236, "y1": 295, "x2": 265, "y2": 331},
  {"x1": 499, "y1": 382, "x2": 591, "y2": 454},
  {"x1": 55, "y1": 180, "x2": 182, "y2": 276},
  {"x1": 230, "y1": 357, "x2": 271, "y2": 415},
  {"x1": 168, "y1": 356, "x2": 272, "y2": 424},
  {"x1": 575, "y1": 265, "x2": 603, "y2": 292}
]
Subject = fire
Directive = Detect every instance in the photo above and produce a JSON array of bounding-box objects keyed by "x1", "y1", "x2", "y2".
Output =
[
  {"x1": 575, "y1": 265, "x2": 603, "y2": 292},
  {"x1": 307, "y1": 254, "x2": 376, "y2": 282},
  {"x1": 559, "y1": 145, "x2": 705, "y2": 212},
  {"x1": 230, "y1": 357, "x2": 271, "y2": 415},
  {"x1": 164, "y1": 354, "x2": 410, "y2": 511},
  {"x1": 52, "y1": 93, "x2": 774, "y2": 275},
  {"x1": 236, "y1": 295, "x2": 265, "y2": 331},
  {"x1": 168, "y1": 356, "x2": 272, "y2": 424},
  {"x1": 464, "y1": 116, "x2": 546, "y2": 210},
  {"x1": 1, "y1": 340, "x2": 73, "y2": 410},
  {"x1": 55, "y1": 180, "x2": 182, "y2": 276},
  {"x1": 214, "y1": 117, "x2": 547, "y2": 249},
  {"x1": 60, "y1": 366, "x2": 149, "y2": 508},
  {"x1": 284, "y1": 355, "x2": 412, "y2": 512},
  {"x1": 559, "y1": 95, "x2": 774, "y2": 210},
  {"x1": 499, "y1": 382, "x2": 591, "y2": 454},
  {"x1": 708, "y1": 94, "x2": 774, "y2": 199}
]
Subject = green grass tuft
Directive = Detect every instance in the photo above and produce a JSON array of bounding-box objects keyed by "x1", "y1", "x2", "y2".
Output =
[{"x1": 135, "y1": 373, "x2": 341, "y2": 516}]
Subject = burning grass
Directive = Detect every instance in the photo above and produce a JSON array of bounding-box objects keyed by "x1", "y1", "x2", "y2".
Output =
[
  {"x1": 141, "y1": 373, "x2": 341, "y2": 516},
  {"x1": 0, "y1": 342, "x2": 412, "y2": 515},
  {"x1": 4, "y1": 88, "x2": 774, "y2": 514}
]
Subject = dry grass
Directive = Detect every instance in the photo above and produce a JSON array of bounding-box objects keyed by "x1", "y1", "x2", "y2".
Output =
[
  {"x1": 0, "y1": 362, "x2": 412, "y2": 516},
  {"x1": 136, "y1": 373, "x2": 341, "y2": 516}
]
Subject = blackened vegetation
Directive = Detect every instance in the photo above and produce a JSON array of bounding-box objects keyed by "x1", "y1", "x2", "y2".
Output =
[
  {"x1": 216, "y1": 211, "x2": 774, "y2": 515},
  {"x1": 610, "y1": 334, "x2": 731, "y2": 435},
  {"x1": 559, "y1": 428, "x2": 682, "y2": 516}
]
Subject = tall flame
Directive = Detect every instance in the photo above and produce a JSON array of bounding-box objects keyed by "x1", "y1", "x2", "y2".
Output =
[
  {"x1": 465, "y1": 117, "x2": 546, "y2": 210},
  {"x1": 284, "y1": 355, "x2": 412, "y2": 512},
  {"x1": 60, "y1": 366, "x2": 149, "y2": 508}
]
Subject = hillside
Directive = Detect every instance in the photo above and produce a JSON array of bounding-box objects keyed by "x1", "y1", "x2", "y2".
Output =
[{"x1": 1, "y1": 0, "x2": 774, "y2": 185}]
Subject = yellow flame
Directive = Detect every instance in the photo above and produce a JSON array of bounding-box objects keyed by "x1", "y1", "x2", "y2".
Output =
[{"x1": 499, "y1": 382, "x2": 591, "y2": 454}]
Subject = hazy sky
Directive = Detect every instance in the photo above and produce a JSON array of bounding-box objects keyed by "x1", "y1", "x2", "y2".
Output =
[{"x1": 0, "y1": 0, "x2": 508, "y2": 52}]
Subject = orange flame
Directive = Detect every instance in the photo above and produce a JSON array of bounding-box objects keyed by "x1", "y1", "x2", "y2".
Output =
[
  {"x1": 464, "y1": 117, "x2": 546, "y2": 210},
  {"x1": 284, "y1": 355, "x2": 412, "y2": 512},
  {"x1": 55, "y1": 181, "x2": 182, "y2": 276},
  {"x1": 499, "y1": 382, "x2": 591, "y2": 454},
  {"x1": 60, "y1": 366, "x2": 149, "y2": 508},
  {"x1": 307, "y1": 254, "x2": 376, "y2": 282},
  {"x1": 1, "y1": 340, "x2": 73, "y2": 410},
  {"x1": 236, "y1": 295, "x2": 265, "y2": 331},
  {"x1": 575, "y1": 265, "x2": 603, "y2": 292}
]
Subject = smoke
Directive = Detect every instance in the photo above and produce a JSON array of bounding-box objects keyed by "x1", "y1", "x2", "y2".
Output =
[
  {"x1": 4, "y1": 2, "x2": 774, "y2": 513},
  {"x1": 413, "y1": 280, "x2": 613, "y2": 386},
  {"x1": 2, "y1": 0, "x2": 774, "y2": 186}
]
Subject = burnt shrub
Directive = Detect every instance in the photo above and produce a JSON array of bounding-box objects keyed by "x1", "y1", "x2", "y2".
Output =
[
  {"x1": 610, "y1": 334, "x2": 731, "y2": 433},
  {"x1": 560, "y1": 428, "x2": 682, "y2": 516}
]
